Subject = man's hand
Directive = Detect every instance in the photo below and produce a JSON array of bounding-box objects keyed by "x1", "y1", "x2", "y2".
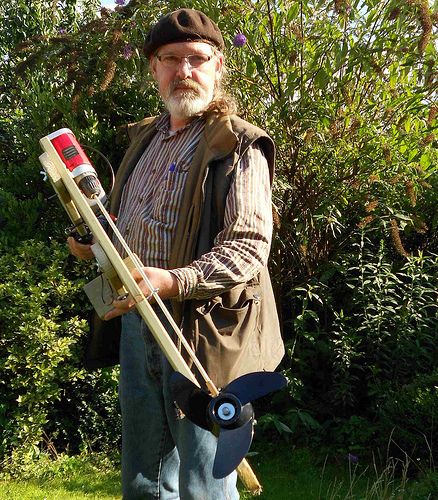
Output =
[
  {"x1": 104, "y1": 267, "x2": 179, "y2": 320},
  {"x1": 67, "y1": 236, "x2": 95, "y2": 260}
]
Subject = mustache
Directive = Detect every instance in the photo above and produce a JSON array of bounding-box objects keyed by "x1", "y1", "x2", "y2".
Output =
[{"x1": 169, "y1": 79, "x2": 201, "y2": 94}]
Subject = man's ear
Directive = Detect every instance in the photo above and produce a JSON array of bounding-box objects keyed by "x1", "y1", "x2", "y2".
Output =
[
  {"x1": 215, "y1": 52, "x2": 224, "y2": 76},
  {"x1": 150, "y1": 55, "x2": 157, "y2": 79}
]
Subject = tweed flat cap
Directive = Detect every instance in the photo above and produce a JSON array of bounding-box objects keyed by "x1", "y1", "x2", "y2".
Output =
[{"x1": 143, "y1": 9, "x2": 225, "y2": 57}]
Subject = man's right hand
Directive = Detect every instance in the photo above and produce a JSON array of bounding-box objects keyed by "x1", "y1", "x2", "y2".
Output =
[{"x1": 67, "y1": 236, "x2": 95, "y2": 260}]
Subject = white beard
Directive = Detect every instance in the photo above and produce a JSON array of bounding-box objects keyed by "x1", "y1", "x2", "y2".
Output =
[{"x1": 162, "y1": 79, "x2": 214, "y2": 119}]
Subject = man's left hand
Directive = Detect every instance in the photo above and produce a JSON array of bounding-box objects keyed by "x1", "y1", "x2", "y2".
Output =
[{"x1": 104, "y1": 267, "x2": 179, "y2": 320}]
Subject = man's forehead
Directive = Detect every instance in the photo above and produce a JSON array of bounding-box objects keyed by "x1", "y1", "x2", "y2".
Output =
[{"x1": 157, "y1": 41, "x2": 214, "y2": 55}]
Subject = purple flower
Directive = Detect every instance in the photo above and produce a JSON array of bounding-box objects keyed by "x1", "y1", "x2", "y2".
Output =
[
  {"x1": 347, "y1": 453, "x2": 359, "y2": 464},
  {"x1": 233, "y1": 33, "x2": 247, "y2": 47},
  {"x1": 59, "y1": 28, "x2": 67, "y2": 34},
  {"x1": 122, "y1": 44, "x2": 134, "y2": 60},
  {"x1": 115, "y1": 0, "x2": 126, "y2": 5}
]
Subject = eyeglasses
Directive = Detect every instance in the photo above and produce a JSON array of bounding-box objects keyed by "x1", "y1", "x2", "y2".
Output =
[{"x1": 155, "y1": 53, "x2": 213, "y2": 69}]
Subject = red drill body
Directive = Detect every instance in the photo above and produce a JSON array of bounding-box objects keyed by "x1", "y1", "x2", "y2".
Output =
[{"x1": 47, "y1": 128, "x2": 106, "y2": 202}]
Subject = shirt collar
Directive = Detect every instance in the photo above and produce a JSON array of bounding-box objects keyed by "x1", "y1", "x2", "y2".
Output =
[{"x1": 156, "y1": 112, "x2": 204, "y2": 138}]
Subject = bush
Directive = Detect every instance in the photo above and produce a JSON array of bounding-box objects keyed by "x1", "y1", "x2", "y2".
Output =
[
  {"x1": 285, "y1": 229, "x2": 437, "y2": 458},
  {"x1": 376, "y1": 371, "x2": 438, "y2": 466},
  {"x1": 0, "y1": 240, "x2": 120, "y2": 472}
]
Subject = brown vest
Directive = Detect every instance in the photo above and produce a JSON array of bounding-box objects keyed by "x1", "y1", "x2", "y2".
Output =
[{"x1": 86, "y1": 113, "x2": 284, "y2": 387}]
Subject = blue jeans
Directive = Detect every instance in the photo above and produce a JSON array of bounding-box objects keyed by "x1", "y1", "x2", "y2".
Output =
[{"x1": 119, "y1": 310, "x2": 239, "y2": 500}]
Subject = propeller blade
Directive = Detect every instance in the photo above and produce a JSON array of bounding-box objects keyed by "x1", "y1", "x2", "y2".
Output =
[
  {"x1": 212, "y1": 417, "x2": 254, "y2": 479},
  {"x1": 170, "y1": 372, "x2": 213, "y2": 431},
  {"x1": 224, "y1": 371, "x2": 287, "y2": 405}
]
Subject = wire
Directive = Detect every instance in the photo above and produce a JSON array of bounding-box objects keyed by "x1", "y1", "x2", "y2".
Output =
[{"x1": 81, "y1": 144, "x2": 116, "y2": 199}]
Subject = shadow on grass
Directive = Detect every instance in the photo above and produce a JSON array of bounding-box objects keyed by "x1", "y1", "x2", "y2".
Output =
[{"x1": 239, "y1": 442, "x2": 368, "y2": 499}]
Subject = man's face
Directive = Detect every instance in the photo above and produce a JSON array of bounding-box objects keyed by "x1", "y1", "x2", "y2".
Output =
[{"x1": 150, "y1": 41, "x2": 223, "y2": 119}]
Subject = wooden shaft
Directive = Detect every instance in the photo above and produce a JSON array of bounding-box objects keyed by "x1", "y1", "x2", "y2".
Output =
[
  {"x1": 237, "y1": 461, "x2": 262, "y2": 495},
  {"x1": 94, "y1": 197, "x2": 217, "y2": 390}
]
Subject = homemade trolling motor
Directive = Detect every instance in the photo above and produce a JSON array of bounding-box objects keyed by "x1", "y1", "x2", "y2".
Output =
[{"x1": 39, "y1": 128, "x2": 286, "y2": 493}]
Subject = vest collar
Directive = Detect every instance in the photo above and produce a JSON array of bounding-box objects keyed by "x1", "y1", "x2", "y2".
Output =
[
  {"x1": 203, "y1": 113, "x2": 238, "y2": 159},
  {"x1": 143, "y1": 112, "x2": 238, "y2": 161}
]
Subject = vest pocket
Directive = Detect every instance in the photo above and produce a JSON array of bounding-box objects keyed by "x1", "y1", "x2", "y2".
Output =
[
  {"x1": 196, "y1": 295, "x2": 256, "y2": 337},
  {"x1": 191, "y1": 284, "x2": 262, "y2": 388}
]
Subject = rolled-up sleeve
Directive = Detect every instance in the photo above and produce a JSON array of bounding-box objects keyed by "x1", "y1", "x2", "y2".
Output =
[{"x1": 170, "y1": 142, "x2": 273, "y2": 300}]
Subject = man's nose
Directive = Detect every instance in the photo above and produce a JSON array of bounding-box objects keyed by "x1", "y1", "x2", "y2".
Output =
[{"x1": 175, "y1": 58, "x2": 192, "y2": 79}]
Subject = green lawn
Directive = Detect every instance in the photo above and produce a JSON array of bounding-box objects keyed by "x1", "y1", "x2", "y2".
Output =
[
  {"x1": 241, "y1": 445, "x2": 368, "y2": 499},
  {"x1": 0, "y1": 475, "x2": 120, "y2": 499},
  {"x1": 0, "y1": 444, "x2": 435, "y2": 499},
  {"x1": 0, "y1": 453, "x2": 121, "y2": 500}
]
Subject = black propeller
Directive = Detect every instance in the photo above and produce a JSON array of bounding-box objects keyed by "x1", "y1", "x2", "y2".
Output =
[{"x1": 170, "y1": 371, "x2": 287, "y2": 478}]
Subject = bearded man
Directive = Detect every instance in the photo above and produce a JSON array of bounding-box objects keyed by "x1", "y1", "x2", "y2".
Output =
[{"x1": 69, "y1": 8, "x2": 284, "y2": 500}]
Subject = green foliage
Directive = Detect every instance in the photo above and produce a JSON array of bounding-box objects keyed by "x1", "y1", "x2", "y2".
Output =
[
  {"x1": 202, "y1": 0, "x2": 438, "y2": 283},
  {"x1": 329, "y1": 236, "x2": 437, "y2": 408},
  {"x1": 44, "y1": 369, "x2": 121, "y2": 457},
  {"x1": 0, "y1": 0, "x2": 436, "y2": 478},
  {"x1": 376, "y1": 370, "x2": 438, "y2": 465},
  {"x1": 0, "y1": 240, "x2": 84, "y2": 457},
  {"x1": 0, "y1": 0, "x2": 164, "y2": 251},
  {"x1": 0, "y1": 240, "x2": 120, "y2": 471},
  {"x1": 286, "y1": 230, "x2": 437, "y2": 459}
]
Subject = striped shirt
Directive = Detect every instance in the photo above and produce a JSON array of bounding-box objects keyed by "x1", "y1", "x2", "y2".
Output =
[{"x1": 115, "y1": 113, "x2": 273, "y2": 300}]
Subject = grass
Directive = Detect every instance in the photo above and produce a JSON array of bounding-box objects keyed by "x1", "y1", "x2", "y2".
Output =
[
  {"x1": 0, "y1": 480, "x2": 120, "y2": 500},
  {"x1": 240, "y1": 444, "x2": 367, "y2": 499},
  {"x1": 240, "y1": 441, "x2": 437, "y2": 499},
  {"x1": 0, "y1": 443, "x2": 436, "y2": 499},
  {"x1": 0, "y1": 453, "x2": 121, "y2": 500}
]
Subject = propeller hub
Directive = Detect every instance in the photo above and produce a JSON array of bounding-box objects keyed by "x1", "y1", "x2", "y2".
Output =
[
  {"x1": 208, "y1": 392, "x2": 242, "y2": 427},
  {"x1": 208, "y1": 392, "x2": 255, "y2": 430},
  {"x1": 217, "y1": 402, "x2": 236, "y2": 421},
  {"x1": 169, "y1": 370, "x2": 287, "y2": 479}
]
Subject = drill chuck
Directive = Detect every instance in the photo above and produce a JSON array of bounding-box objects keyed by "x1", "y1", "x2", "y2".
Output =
[{"x1": 77, "y1": 173, "x2": 101, "y2": 198}]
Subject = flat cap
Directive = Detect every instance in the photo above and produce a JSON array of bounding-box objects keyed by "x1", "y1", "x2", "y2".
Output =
[{"x1": 143, "y1": 9, "x2": 225, "y2": 57}]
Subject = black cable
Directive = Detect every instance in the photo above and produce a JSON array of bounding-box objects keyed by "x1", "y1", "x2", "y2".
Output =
[{"x1": 81, "y1": 144, "x2": 116, "y2": 199}]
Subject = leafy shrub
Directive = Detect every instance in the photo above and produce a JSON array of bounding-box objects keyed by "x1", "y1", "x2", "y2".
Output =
[
  {"x1": 0, "y1": 240, "x2": 120, "y2": 473},
  {"x1": 285, "y1": 229, "x2": 437, "y2": 458},
  {"x1": 376, "y1": 371, "x2": 438, "y2": 466},
  {"x1": 45, "y1": 369, "x2": 121, "y2": 456}
]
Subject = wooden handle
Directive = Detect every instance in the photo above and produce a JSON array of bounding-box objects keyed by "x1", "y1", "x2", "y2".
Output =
[{"x1": 237, "y1": 459, "x2": 262, "y2": 495}]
